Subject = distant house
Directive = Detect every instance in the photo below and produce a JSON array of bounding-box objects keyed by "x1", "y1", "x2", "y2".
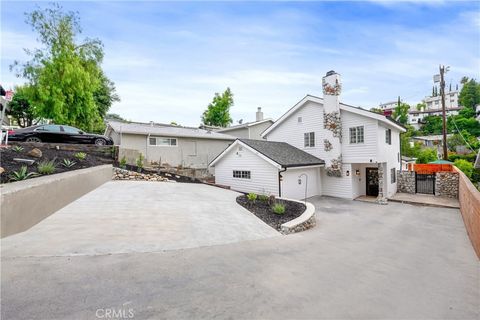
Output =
[
  {"x1": 105, "y1": 120, "x2": 234, "y2": 171},
  {"x1": 215, "y1": 108, "x2": 273, "y2": 140},
  {"x1": 408, "y1": 107, "x2": 462, "y2": 130},
  {"x1": 211, "y1": 71, "x2": 406, "y2": 201}
]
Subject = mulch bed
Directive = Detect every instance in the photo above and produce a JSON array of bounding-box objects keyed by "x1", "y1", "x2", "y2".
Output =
[
  {"x1": 0, "y1": 145, "x2": 114, "y2": 184},
  {"x1": 236, "y1": 195, "x2": 306, "y2": 231}
]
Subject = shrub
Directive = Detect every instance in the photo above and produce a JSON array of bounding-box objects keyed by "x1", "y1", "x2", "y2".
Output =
[
  {"x1": 272, "y1": 203, "x2": 286, "y2": 215},
  {"x1": 448, "y1": 152, "x2": 477, "y2": 163},
  {"x1": 9, "y1": 166, "x2": 38, "y2": 181},
  {"x1": 61, "y1": 158, "x2": 76, "y2": 168},
  {"x1": 415, "y1": 148, "x2": 438, "y2": 164},
  {"x1": 246, "y1": 193, "x2": 257, "y2": 203},
  {"x1": 119, "y1": 156, "x2": 127, "y2": 169},
  {"x1": 11, "y1": 145, "x2": 24, "y2": 152},
  {"x1": 37, "y1": 160, "x2": 56, "y2": 175},
  {"x1": 74, "y1": 152, "x2": 87, "y2": 161},
  {"x1": 258, "y1": 194, "x2": 269, "y2": 202},
  {"x1": 136, "y1": 154, "x2": 144, "y2": 172},
  {"x1": 454, "y1": 159, "x2": 474, "y2": 179}
]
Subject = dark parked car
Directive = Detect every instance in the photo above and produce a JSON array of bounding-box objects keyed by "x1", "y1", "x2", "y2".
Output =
[{"x1": 8, "y1": 124, "x2": 114, "y2": 145}]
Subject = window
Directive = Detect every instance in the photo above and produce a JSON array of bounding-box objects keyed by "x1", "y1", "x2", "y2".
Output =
[
  {"x1": 391, "y1": 168, "x2": 396, "y2": 183},
  {"x1": 233, "y1": 170, "x2": 251, "y2": 179},
  {"x1": 298, "y1": 116, "x2": 303, "y2": 123},
  {"x1": 385, "y1": 128, "x2": 391, "y2": 145},
  {"x1": 62, "y1": 126, "x2": 81, "y2": 134},
  {"x1": 349, "y1": 126, "x2": 364, "y2": 144},
  {"x1": 37, "y1": 125, "x2": 62, "y2": 132},
  {"x1": 149, "y1": 137, "x2": 177, "y2": 146},
  {"x1": 304, "y1": 132, "x2": 315, "y2": 147}
]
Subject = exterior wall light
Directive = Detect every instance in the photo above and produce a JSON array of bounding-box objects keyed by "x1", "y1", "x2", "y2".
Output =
[
  {"x1": 346, "y1": 170, "x2": 350, "y2": 176},
  {"x1": 355, "y1": 169, "x2": 360, "y2": 176}
]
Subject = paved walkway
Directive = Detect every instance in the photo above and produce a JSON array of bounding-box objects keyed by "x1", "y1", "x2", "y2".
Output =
[
  {"x1": 1, "y1": 192, "x2": 479, "y2": 319},
  {"x1": 389, "y1": 192, "x2": 460, "y2": 208},
  {"x1": 1, "y1": 181, "x2": 278, "y2": 257}
]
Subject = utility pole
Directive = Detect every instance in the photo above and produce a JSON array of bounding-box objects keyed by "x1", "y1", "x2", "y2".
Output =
[{"x1": 438, "y1": 65, "x2": 449, "y2": 160}]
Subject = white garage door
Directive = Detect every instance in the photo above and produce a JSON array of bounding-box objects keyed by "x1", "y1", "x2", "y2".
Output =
[{"x1": 281, "y1": 167, "x2": 321, "y2": 200}]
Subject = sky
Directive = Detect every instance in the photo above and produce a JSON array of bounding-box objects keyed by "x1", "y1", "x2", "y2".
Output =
[{"x1": 1, "y1": 1, "x2": 479, "y2": 127}]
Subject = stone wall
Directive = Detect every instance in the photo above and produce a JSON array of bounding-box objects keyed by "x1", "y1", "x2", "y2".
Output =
[
  {"x1": 435, "y1": 171, "x2": 459, "y2": 198},
  {"x1": 113, "y1": 168, "x2": 172, "y2": 182},
  {"x1": 397, "y1": 171, "x2": 416, "y2": 194}
]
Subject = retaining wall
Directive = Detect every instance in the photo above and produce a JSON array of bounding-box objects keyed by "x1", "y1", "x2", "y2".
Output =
[
  {"x1": 455, "y1": 167, "x2": 480, "y2": 259},
  {"x1": 10, "y1": 141, "x2": 118, "y2": 159},
  {"x1": 1, "y1": 165, "x2": 112, "y2": 238}
]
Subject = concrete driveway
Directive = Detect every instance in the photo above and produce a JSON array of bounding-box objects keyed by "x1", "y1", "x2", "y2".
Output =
[
  {"x1": 1, "y1": 181, "x2": 278, "y2": 257},
  {"x1": 2, "y1": 192, "x2": 479, "y2": 319}
]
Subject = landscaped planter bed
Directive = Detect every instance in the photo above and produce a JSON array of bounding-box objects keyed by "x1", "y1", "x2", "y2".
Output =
[
  {"x1": 236, "y1": 194, "x2": 306, "y2": 231},
  {"x1": 0, "y1": 144, "x2": 114, "y2": 183},
  {"x1": 118, "y1": 164, "x2": 202, "y2": 183}
]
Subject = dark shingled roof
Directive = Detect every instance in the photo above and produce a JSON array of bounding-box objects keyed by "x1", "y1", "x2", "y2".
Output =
[{"x1": 239, "y1": 139, "x2": 325, "y2": 168}]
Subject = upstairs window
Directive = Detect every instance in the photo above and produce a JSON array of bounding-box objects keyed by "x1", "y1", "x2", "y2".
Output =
[
  {"x1": 233, "y1": 170, "x2": 251, "y2": 179},
  {"x1": 349, "y1": 126, "x2": 364, "y2": 144},
  {"x1": 304, "y1": 132, "x2": 315, "y2": 147},
  {"x1": 385, "y1": 129, "x2": 391, "y2": 145},
  {"x1": 149, "y1": 137, "x2": 177, "y2": 146}
]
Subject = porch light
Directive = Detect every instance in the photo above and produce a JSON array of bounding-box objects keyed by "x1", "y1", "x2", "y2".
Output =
[
  {"x1": 355, "y1": 169, "x2": 360, "y2": 176},
  {"x1": 346, "y1": 170, "x2": 350, "y2": 176}
]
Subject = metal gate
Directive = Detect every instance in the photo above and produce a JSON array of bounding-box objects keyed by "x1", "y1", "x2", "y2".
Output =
[{"x1": 415, "y1": 173, "x2": 435, "y2": 195}]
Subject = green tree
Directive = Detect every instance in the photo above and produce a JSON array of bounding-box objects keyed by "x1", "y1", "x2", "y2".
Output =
[
  {"x1": 415, "y1": 148, "x2": 438, "y2": 164},
  {"x1": 10, "y1": 3, "x2": 117, "y2": 131},
  {"x1": 416, "y1": 102, "x2": 426, "y2": 111},
  {"x1": 201, "y1": 88, "x2": 234, "y2": 127},
  {"x1": 420, "y1": 115, "x2": 443, "y2": 135},
  {"x1": 392, "y1": 102, "x2": 410, "y2": 125},
  {"x1": 459, "y1": 79, "x2": 480, "y2": 110},
  {"x1": 454, "y1": 159, "x2": 474, "y2": 178},
  {"x1": 94, "y1": 70, "x2": 120, "y2": 119},
  {"x1": 7, "y1": 85, "x2": 38, "y2": 127},
  {"x1": 400, "y1": 125, "x2": 422, "y2": 158},
  {"x1": 105, "y1": 113, "x2": 126, "y2": 121}
]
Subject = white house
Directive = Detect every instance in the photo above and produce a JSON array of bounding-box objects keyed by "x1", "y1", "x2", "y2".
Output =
[
  {"x1": 215, "y1": 108, "x2": 273, "y2": 140},
  {"x1": 210, "y1": 71, "x2": 406, "y2": 202},
  {"x1": 105, "y1": 120, "x2": 235, "y2": 171}
]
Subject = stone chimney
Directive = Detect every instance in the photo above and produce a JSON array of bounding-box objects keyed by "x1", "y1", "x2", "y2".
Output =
[
  {"x1": 322, "y1": 70, "x2": 341, "y2": 113},
  {"x1": 256, "y1": 107, "x2": 264, "y2": 122},
  {"x1": 322, "y1": 70, "x2": 343, "y2": 178}
]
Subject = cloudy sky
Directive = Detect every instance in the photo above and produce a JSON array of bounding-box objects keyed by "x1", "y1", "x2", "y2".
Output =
[{"x1": 1, "y1": 1, "x2": 479, "y2": 126}]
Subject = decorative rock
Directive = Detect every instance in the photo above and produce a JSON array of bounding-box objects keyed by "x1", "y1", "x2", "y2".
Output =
[
  {"x1": 323, "y1": 111, "x2": 342, "y2": 138},
  {"x1": 323, "y1": 139, "x2": 333, "y2": 152},
  {"x1": 435, "y1": 172, "x2": 459, "y2": 198},
  {"x1": 27, "y1": 148, "x2": 42, "y2": 158},
  {"x1": 397, "y1": 171, "x2": 415, "y2": 194}
]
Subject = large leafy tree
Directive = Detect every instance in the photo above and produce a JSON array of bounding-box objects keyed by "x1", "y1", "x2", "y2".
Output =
[
  {"x1": 459, "y1": 78, "x2": 480, "y2": 110},
  {"x1": 11, "y1": 3, "x2": 118, "y2": 131},
  {"x1": 201, "y1": 88, "x2": 234, "y2": 127},
  {"x1": 420, "y1": 115, "x2": 443, "y2": 135},
  {"x1": 7, "y1": 85, "x2": 38, "y2": 127}
]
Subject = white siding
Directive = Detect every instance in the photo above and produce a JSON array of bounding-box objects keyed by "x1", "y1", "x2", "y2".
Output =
[
  {"x1": 214, "y1": 146, "x2": 279, "y2": 196},
  {"x1": 377, "y1": 124, "x2": 402, "y2": 197},
  {"x1": 320, "y1": 164, "x2": 353, "y2": 199},
  {"x1": 248, "y1": 121, "x2": 272, "y2": 140},
  {"x1": 341, "y1": 111, "x2": 378, "y2": 163},
  {"x1": 281, "y1": 167, "x2": 321, "y2": 200}
]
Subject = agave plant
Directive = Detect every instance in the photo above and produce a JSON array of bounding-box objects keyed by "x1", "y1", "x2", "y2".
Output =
[
  {"x1": 37, "y1": 160, "x2": 56, "y2": 175},
  {"x1": 11, "y1": 145, "x2": 24, "y2": 152},
  {"x1": 74, "y1": 152, "x2": 87, "y2": 161},
  {"x1": 9, "y1": 166, "x2": 38, "y2": 182},
  {"x1": 61, "y1": 158, "x2": 77, "y2": 168}
]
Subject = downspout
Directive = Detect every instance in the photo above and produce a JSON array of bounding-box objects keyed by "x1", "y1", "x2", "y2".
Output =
[
  {"x1": 399, "y1": 132, "x2": 402, "y2": 172},
  {"x1": 278, "y1": 167, "x2": 287, "y2": 197}
]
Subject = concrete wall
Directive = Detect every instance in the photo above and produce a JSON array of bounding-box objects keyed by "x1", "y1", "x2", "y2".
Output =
[
  {"x1": 455, "y1": 167, "x2": 480, "y2": 259},
  {"x1": 1, "y1": 165, "x2": 112, "y2": 238}
]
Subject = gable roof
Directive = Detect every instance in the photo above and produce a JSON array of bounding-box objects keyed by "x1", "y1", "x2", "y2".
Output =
[
  {"x1": 209, "y1": 139, "x2": 325, "y2": 168},
  {"x1": 262, "y1": 95, "x2": 406, "y2": 137},
  {"x1": 216, "y1": 119, "x2": 274, "y2": 132},
  {"x1": 106, "y1": 120, "x2": 235, "y2": 141}
]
